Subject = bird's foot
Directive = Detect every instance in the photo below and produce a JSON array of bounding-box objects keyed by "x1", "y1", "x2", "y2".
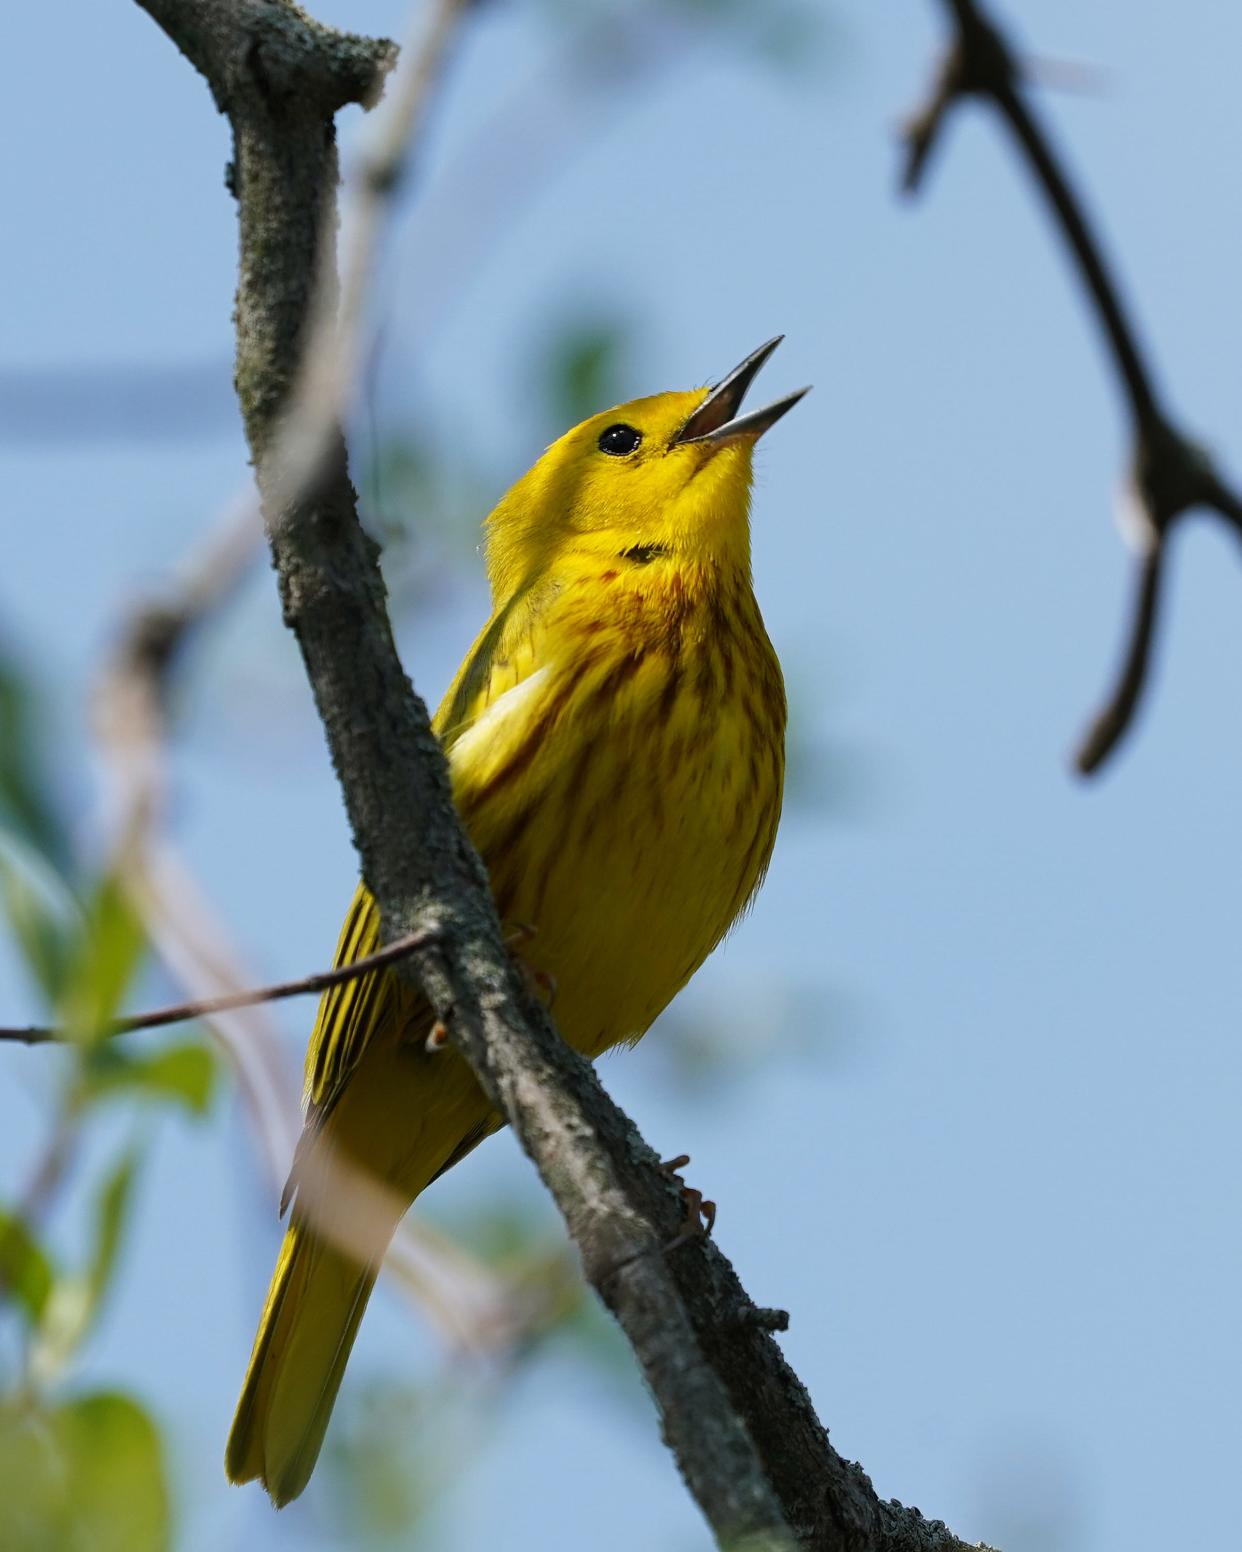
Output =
[
  {"x1": 425, "y1": 1013, "x2": 453, "y2": 1053},
  {"x1": 503, "y1": 921, "x2": 557, "y2": 1008},
  {"x1": 660, "y1": 1154, "x2": 716, "y2": 1251},
  {"x1": 518, "y1": 963, "x2": 557, "y2": 1007}
]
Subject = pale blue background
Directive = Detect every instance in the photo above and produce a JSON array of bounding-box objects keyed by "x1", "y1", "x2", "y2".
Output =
[{"x1": 2, "y1": 2, "x2": 1240, "y2": 1548}]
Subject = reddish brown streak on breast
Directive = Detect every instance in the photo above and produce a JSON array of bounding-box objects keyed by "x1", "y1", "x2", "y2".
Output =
[{"x1": 655, "y1": 661, "x2": 683, "y2": 731}]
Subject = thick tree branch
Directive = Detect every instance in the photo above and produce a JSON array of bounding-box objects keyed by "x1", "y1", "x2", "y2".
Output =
[
  {"x1": 902, "y1": 0, "x2": 1242, "y2": 775},
  {"x1": 79, "y1": 0, "x2": 567, "y2": 1361},
  {"x1": 131, "y1": 1, "x2": 993, "y2": 1546}
]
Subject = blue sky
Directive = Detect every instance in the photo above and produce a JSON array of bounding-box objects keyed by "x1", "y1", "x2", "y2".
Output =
[{"x1": 2, "y1": 1, "x2": 1241, "y2": 1548}]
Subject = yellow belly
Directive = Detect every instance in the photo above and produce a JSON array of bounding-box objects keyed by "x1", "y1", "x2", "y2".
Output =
[
  {"x1": 455, "y1": 639, "x2": 784, "y2": 1059},
  {"x1": 295, "y1": 599, "x2": 784, "y2": 1211}
]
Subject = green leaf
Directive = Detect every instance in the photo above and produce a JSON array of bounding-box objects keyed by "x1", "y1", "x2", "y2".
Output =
[
  {"x1": 57, "y1": 1393, "x2": 171, "y2": 1552},
  {"x1": 0, "y1": 834, "x2": 75, "y2": 1003},
  {"x1": 28, "y1": 1149, "x2": 143, "y2": 1382},
  {"x1": 0, "y1": 652, "x2": 70, "y2": 872},
  {"x1": 0, "y1": 1391, "x2": 172, "y2": 1552},
  {"x1": 84, "y1": 1151, "x2": 141, "y2": 1326},
  {"x1": 57, "y1": 871, "x2": 147, "y2": 1043},
  {"x1": 0, "y1": 1403, "x2": 64, "y2": 1551},
  {"x1": 80, "y1": 1043, "x2": 217, "y2": 1117},
  {"x1": 0, "y1": 1210, "x2": 56, "y2": 1326}
]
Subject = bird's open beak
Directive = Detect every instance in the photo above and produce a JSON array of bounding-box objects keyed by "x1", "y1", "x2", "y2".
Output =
[{"x1": 673, "y1": 336, "x2": 809, "y2": 446}]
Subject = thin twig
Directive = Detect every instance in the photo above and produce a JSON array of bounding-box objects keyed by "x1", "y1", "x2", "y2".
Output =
[
  {"x1": 902, "y1": 0, "x2": 1242, "y2": 774},
  {"x1": 1, "y1": 927, "x2": 440, "y2": 1047},
  {"x1": 1074, "y1": 540, "x2": 1164, "y2": 775}
]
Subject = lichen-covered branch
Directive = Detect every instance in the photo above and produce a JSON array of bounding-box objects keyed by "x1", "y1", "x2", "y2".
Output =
[{"x1": 130, "y1": 2, "x2": 993, "y2": 1546}]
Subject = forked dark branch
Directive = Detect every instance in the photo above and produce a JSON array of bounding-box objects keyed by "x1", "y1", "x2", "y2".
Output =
[{"x1": 903, "y1": 0, "x2": 1242, "y2": 774}]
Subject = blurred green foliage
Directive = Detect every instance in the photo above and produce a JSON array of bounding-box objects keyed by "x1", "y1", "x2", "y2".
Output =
[
  {"x1": 361, "y1": 311, "x2": 636, "y2": 620},
  {"x1": 535, "y1": 313, "x2": 635, "y2": 432},
  {"x1": 0, "y1": 654, "x2": 217, "y2": 1552},
  {"x1": 430, "y1": 1193, "x2": 653, "y2": 1410},
  {"x1": 0, "y1": 836, "x2": 76, "y2": 1007},
  {"x1": 24, "y1": 1152, "x2": 141, "y2": 1391},
  {"x1": 0, "y1": 647, "x2": 69, "y2": 874},
  {"x1": 57, "y1": 874, "x2": 147, "y2": 1044},
  {"x1": 322, "y1": 1378, "x2": 440, "y2": 1546},
  {"x1": 0, "y1": 1212, "x2": 54, "y2": 1329},
  {"x1": 658, "y1": 0, "x2": 826, "y2": 70},
  {"x1": 78, "y1": 1043, "x2": 216, "y2": 1116},
  {"x1": 0, "y1": 1392, "x2": 170, "y2": 1552},
  {"x1": 534, "y1": 0, "x2": 829, "y2": 76}
]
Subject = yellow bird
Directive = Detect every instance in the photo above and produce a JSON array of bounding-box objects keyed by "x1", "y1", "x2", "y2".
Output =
[{"x1": 226, "y1": 338, "x2": 806, "y2": 1505}]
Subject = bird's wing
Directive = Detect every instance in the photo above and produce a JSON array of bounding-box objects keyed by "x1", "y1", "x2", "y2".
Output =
[
  {"x1": 433, "y1": 580, "x2": 551, "y2": 750},
  {"x1": 283, "y1": 883, "x2": 397, "y2": 1213},
  {"x1": 301, "y1": 885, "x2": 392, "y2": 1111},
  {"x1": 283, "y1": 584, "x2": 551, "y2": 1213}
]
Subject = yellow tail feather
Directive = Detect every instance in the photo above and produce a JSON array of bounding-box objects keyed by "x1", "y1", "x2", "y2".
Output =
[
  {"x1": 225, "y1": 1222, "x2": 378, "y2": 1507},
  {"x1": 226, "y1": 1033, "x2": 497, "y2": 1505}
]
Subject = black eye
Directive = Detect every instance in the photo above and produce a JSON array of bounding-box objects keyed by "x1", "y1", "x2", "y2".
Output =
[{"x1": 598, "y1": 423, "x2": 642, "y2": 456}]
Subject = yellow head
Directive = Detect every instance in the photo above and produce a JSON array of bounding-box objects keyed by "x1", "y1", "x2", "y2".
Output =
[{"x1": 485, "y1": 338, "x2": 807, "y2": 604}]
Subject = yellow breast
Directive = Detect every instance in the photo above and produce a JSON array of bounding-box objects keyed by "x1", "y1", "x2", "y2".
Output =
[{"x1": 448, "y1": 558, "x2": 785, "y2": 1058}]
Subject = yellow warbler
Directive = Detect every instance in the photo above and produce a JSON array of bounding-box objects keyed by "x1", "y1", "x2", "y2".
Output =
[{"x1": 226, "y1": 338, "x2": 806, "y2": 1505}]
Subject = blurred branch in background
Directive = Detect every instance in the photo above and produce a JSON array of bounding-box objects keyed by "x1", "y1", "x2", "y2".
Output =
[
  {"x1": 901, "y1": 0, "x2": 1242, "y2": 776},
  {"x1": 80, "y1": 0, "x2": 549, "y2": 1357}
]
